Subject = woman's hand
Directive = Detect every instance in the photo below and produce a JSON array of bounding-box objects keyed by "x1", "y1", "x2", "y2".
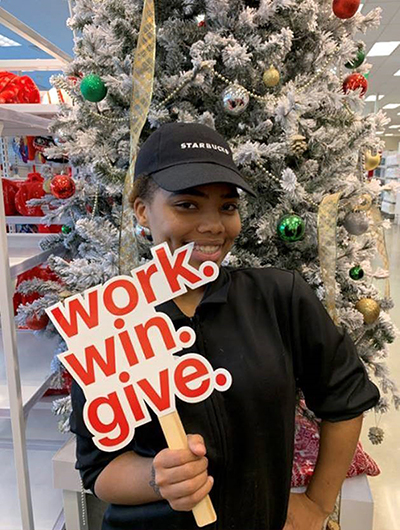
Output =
[
  {"x1": 283, "y1": 492, "x2": 329, "y2": 530},
  {"x1": 152, "y1": 434, "x2": 214, "y2": 512}
]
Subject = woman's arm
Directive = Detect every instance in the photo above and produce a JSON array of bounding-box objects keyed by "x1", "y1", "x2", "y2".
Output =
[
  {"x1": 94, "y1": 450, "x2": 160, "y2": 504},
  {"x1": 94, "y1": 434, "x2": 213, "y2": 510},
  {"x1": 284, "y1": 414, "x2": 363, "y2": 530},
  {"x1": 306, "y1": 414, "x2": 363, "y2": 514}
]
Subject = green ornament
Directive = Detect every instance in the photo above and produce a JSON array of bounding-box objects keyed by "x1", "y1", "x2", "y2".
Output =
[
  {"x1": 363, "y1": 72, "x2": 370, "y2": 80},
  {"x1": 345, "y1": 47, "x2": 366, "y2": 69},
  {"x1": 350, "y1": 266, "x2": 364, "y2": 281},
  {"x1": 61, "y1": 225, "x2": 72, "y2": 234},
  {"x1": 80, "y1": 74, "x2": 107, "y2": 102},
  {"x1": 277, "y1": 214, "x2": 306, "y2": 242}
]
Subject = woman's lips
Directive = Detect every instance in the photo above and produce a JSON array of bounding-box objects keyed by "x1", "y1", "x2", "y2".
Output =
[{"x1": 191, "y1": 244, "x2": 223, "y2": 262}]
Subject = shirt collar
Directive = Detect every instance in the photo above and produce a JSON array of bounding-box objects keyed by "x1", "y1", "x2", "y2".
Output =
[{"x1": 156, "y1": 266, "x2": 231, "y2": 319}]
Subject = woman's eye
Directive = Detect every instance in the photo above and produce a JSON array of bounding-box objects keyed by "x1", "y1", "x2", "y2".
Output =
[
  {"x1": 223, "y1": 203, "x2": 239, "y2": 212},
  {"x1": 175, "y1": 202, "x2": 197, "y2": 210}
]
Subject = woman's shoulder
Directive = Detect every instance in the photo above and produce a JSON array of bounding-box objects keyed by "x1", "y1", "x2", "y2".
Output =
[{"x1": 223, "y1": 266, "x2": 295, "y2": 296}]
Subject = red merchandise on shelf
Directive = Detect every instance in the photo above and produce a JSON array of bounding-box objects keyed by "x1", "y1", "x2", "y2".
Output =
[
  {"x1": 0, "y1": 72, "x2": 40, "y2": 104},
  {"x1": 37, "y1": 224, "x2": 63, "y2": 233},
  {"x1": 14, "y1": 172, "x2": 45, "y2": 216},
  {"x1": 45, "y1": 370, "x2": 73, "y2": 396},
  {"x1": 26, "y1": 312, "x2": 49, "y2": 330},
  {"x1": 2, "y1": 178, "x2": 21, "y2": 215},
  {"x1": 13, "y1": 265, "x2": 61, "y2": 316}
]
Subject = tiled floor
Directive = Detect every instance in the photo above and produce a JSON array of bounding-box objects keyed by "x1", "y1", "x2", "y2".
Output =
[{"x1": 360, "y1": 222, "x2": 400, "y2": 530}]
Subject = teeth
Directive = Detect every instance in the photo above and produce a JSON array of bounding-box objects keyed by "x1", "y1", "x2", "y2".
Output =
[{"x1": 194, "y1": 245, "x2": 220, "y2": 254}]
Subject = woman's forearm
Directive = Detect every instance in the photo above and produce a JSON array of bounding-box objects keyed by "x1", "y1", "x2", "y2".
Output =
[
  {"x1": 305, "y1": 414, "x2": 363, "y2": 515},
  {"x1": 94, "y1": 451, "x2": 161, "y2": 505}
]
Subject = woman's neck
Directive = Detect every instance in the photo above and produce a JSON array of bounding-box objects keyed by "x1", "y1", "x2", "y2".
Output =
[{"x1": 174, "y1": 286, "x2": 206, "y2": 317}]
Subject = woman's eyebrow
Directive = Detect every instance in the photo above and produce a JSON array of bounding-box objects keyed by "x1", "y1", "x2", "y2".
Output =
[{"x1": 170, "y1": 190, "x2": 240, "y2": 199}]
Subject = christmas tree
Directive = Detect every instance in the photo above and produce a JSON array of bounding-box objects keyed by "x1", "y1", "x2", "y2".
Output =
[{"x1": 17, "y1": 0, "x2": 399, "y2": 442}]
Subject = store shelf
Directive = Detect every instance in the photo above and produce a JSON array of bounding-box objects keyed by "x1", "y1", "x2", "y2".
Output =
[
  {"x1": 0, "y1": 405, "x2": 68, "y2": 530},
  {"x1": 6, "y1": 216, "x2": 66, "y2": 225},
  {"x1": 0, "y1": 105, "x2": 58, "y2": 136},
  {"x1": 7, "y1": 233, "x2": 64, "y2": 279},
  {"x1": 0, "y1": 330, "x2": 61, "y2": 418}
]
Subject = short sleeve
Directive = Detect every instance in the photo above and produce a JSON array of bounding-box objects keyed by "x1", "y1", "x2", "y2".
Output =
[
  {"x1": 69, "y1": 381, "x2": 137, "y2": 494},
  {"x1": 290, "y1": 271, "x2": 380, "y2": 421}
]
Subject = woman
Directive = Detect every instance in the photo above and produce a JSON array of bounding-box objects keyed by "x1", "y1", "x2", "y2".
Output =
[{"x1": 70, "y1": 122, "x2": 379, "y2": 530}]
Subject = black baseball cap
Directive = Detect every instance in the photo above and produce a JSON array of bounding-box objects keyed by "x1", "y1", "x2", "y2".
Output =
[{"x1": 134, "y1": 122, "x2": 256, "y2": 197}]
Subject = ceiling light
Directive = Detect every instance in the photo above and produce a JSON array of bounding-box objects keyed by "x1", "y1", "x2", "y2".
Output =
[
  {"x1": 385, "y1": 133, "x2": 394, "y2": 136},
  {"x1": 365, "y1": 95, "x2": 385, "y2": 102},
  {"x1": 376, "y1": 132, "x2": 384, "y2": 135},
  {"x1": 389, "y1": 125, "x2": 400, "y2": 129},
  {"x1": 383, "y1": 104, "x2": 400, "y2": 109},
  {"x1": 0, "y1": 34, "x2": 21, "y2": 47},
  {"x1": 367, "y1": 42, "x2": 400, "y2": 57},
  {"x1": 394, "y1": 69, "x2": 400, "y2": 76}
]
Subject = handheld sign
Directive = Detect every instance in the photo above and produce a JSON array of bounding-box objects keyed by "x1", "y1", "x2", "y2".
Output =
[{"x1": 46, "y1": 242, "x2": 232, "y2": 527}]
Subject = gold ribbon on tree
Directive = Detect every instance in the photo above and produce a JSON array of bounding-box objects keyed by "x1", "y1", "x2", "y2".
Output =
[
  {"x1": 317, "y1": 192, "x2": 342, "y2": 325},
  {"x1": 369, "y1": 205, "x2": 390, "y2": 298},
  {"x1": 119, "y1": 0, "x2": 156, "y2": 274}
]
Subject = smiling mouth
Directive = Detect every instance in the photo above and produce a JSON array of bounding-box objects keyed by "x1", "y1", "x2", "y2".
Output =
[{"x1": 193, "y1": 244, "x2": 222, "y2": 254}]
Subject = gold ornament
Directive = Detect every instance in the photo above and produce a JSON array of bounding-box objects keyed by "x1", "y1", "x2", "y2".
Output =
[
  {"x1": 355, "y1": 298, "x2": 381, "y2": 324},
  {"x1": 327, "y1": 521, "x2": 341, "y2": 530},
  {"x1": 290, "y1": 134, "x2": 308, "y2": 156},
  {"x1": 263, "y1": 65, "x2": 280, "y2": 87},
  {"x1": 364, "y1": 150, "x2": 381, "y2": 171}
]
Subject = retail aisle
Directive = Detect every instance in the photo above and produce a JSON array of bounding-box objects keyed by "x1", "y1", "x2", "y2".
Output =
[{"x1": 360, "y1": 222, "x2": 400, "y2": 530}]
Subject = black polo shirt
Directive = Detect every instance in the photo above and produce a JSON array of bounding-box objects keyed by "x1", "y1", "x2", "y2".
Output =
[{"x1": 70, "y1": 266, "x2": 379, "y2": 530}]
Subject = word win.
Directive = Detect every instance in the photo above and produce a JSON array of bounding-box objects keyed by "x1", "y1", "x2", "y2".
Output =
[{"x1": 47, "y1": 243, "x2": 232, "y2": 452}]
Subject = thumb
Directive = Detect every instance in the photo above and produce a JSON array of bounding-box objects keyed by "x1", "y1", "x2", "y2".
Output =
[{"x1": 187, "y1": 434, "x2": 206, "y2": 456}]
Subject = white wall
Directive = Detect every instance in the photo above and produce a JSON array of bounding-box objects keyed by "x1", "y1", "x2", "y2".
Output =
[{"x1": 382, "y1": 137, "x2": 400, "y2": 151}]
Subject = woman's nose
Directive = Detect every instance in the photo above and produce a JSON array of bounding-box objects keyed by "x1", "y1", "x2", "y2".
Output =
[{"x1": 197, "y1": 212, "x2": 225, "y2": 234}]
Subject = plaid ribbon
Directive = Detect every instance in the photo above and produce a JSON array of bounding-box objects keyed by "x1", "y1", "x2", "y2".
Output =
[
  {"x1": 318, "y1": 193, "x2": 342, "y2": 324},
  {"x1": 369, "y1": 205, "x2": 390, "y2": 298},
  {"x1": 119, "y1": 0, "x2": 156, "y2": 274}
]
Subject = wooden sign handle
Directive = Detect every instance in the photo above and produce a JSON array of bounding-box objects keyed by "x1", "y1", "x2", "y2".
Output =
[{"x1": 158, "y1": 411, "x2": 217, "y2": 527}]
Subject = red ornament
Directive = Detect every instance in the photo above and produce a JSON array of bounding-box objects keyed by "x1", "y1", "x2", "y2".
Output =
[
  {"x1": 26, "y1": 313, "x2": 49, "y2": 330},
  {"x1": 14, "y1": 172, "x2": 45, "y2": 216},
  {"x1": 50, "y1": 174, "x2": 76, "y2": 199},
  {"x1": 343, "y1": 73, "x2": 368, "y2": 96},
  {"x1": 332, "y1": 0, "x2": 361, "y2": 19}
]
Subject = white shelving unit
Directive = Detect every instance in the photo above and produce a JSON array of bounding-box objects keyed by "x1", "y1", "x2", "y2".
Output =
[
  {"x1": 0, "y1": 104, "x2": 68, "y2": 530},
  {"x1": 6, "y1": 217, "x2": 67, "y2": 226},
  {"x1": 379, "y1": 152, "x2": 400, "y2": 217}
]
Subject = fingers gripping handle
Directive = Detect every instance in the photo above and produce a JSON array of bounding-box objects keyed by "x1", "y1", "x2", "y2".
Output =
[{"x1": 158, "y1": 411, "x2": 217, "y2": 527}]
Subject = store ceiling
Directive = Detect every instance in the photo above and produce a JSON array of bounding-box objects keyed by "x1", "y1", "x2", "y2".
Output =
[
  {"x1": 0, "y1": 0, "x2": 73, "y2": 90},
  {"x1": 360, "y1": 0, "x2": 400, "y2": 135},
  {"x1": 0, "y1": 0, "x2": 399, "y2": 135}
]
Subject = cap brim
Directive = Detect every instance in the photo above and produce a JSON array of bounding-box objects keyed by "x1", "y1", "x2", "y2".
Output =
[{"x1": 150, "y1": 162, "x2": 257, "y2": 197}]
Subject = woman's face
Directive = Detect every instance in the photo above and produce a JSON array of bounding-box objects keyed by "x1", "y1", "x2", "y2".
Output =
[{"x1": 134, "y1": 182, "x2": 241, "y2": 268}]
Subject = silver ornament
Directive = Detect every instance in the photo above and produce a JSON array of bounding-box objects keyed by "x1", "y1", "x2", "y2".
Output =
[
  {"x1": 222, "y1": 85, "x2": 250, "y2": 116},
  {"x1": 343, "y1": 212, "x2": 370, "y2": 235},
  {"x1": 290, "y1": 134, "x2": 308, "y2": 156}
]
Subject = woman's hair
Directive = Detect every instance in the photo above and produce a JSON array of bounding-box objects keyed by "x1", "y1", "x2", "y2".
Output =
[{"x1": 129, "y1": 174, "x2": 159, "y2": 209}]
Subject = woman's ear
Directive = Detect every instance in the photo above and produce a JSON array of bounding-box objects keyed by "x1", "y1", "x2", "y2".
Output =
[{"x1": 133, "y1": 197, "x2": 149, "y2": 227}]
